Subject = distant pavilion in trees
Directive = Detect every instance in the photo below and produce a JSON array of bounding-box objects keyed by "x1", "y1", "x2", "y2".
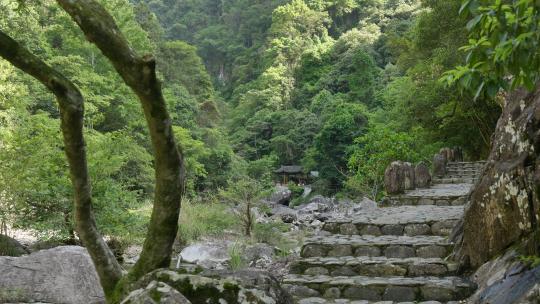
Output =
[{"x1": 274, "y1": 165, "x2": 306, "y2": 184}]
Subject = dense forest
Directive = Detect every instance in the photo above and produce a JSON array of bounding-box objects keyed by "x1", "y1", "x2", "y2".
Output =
[
  {"x1": 0, "y1": 0, "x2": 502, "y2": 242},
  {"x1": 2, "y1": 0, "x2": 540, "y2": 303}
]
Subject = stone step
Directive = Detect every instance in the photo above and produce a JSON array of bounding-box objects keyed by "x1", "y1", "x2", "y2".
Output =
[
  {"x1": 283, "y1": 274, "x2": 476, "y2": 302},
  {"x1": 382, "y1": 184, "x2": 471, "y2": 206},
  {"x1": 432, "y1": 178, "x2": 475, "y2": 184},
  {"x1": 296, "y1": 297, "x2": 461, "y2": 304},
  {"x1": 322, "y1": 206, "x2": 462, "y2": 237},
  {"x1": 290, "y1": 256, "x2": 458, "y2": 277},
  {"x1": 301, "y1": 235, "x2": 453, "y2": 259}
]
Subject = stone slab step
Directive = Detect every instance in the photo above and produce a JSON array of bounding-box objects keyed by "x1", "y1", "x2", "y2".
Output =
[
  {"x1": 301, "y1": 235, "x2": 453, "y2": 258},
  {"x1": 382, "y1": 184, "x2": 471, "y2": 206},
  {"x1": 323, "y1": 206, "x2": 463, "y2": 236},
  {"x1": 296, "y1": 298, "x2": 461, "y2": 304},
  {"x1": 290, "y1": 256, "x2": 458, "y2": 277},
  {"x1": 432, "y1": 178, "x2": 475, "y2": 184},
  {"x1": 283, "y1": 274, "x2": 476, "y2": 302}
]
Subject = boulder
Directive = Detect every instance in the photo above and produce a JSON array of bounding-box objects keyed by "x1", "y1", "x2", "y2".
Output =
[
  {"x1": 122, "y1": 268, "x2": 293, "y2": 304},
  {"x1": 243, "y1": 243, "x2": 274, "y2": 267},
  {"x1": 121, "y1": 281, "x2": 192, "y2": 304},
  {"x1": 452, "y1": 87, "x2": 540, "y2": 268},
  {"x1": 433, "y1": 153, "x2": 447, "y2": 177},
  {"x1": 179, "y1": 243, "x2": 230, "y2": 269},
  {"x1": 0, "y1": 234, "x2": 28, "y2": 257},
  {"x1": 415, "y1": 162, "x2": 432, "y2": 188},
  {"x1": 384, "y1": 161, "x2": 405, "y2": 194},
  {"x1": 402, "y1": 162, "x2": 415, "y2": 190},
  {"x1": 0, "y1": 246, "x2": 104, "y2": 304},
  {"x1": 267, "y1": 185, "x2": 292, "y2": 205},
  {"x1": 466, "y1": 250, "x2": 540, "y2": 304}
]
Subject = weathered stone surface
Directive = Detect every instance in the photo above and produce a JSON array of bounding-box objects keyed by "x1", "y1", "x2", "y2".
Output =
[
  {"x1": 402, "y1": 162, "x2": 415, "y2": 190},
  {"x1": 121, "y1": 281, "x2": 192, "y2": 304},
  {"x1": 291, "y1": 256, "x2": 455, "y2": 278},
  {"x1": 415, "y1": 162, "x2": 432, "y2": 188},
  {"x1": 328, "y1": 245, "x2": 353, "y2": 257},
  {"x1": 340, "y1": 223, "x2": 359, "y2": 235},
  {"x1": 282, "y1": 274, "x2": 476, "y2": 302},
  {"x1": 360, "y1": 225, "x2": 382, "y2": 236},
  {"x1": 467, "y1": 249, "x2": 540, "y2": 304},
  {"x1": 179, "y1": 242, "x2": 230, "y2": 269},
  {"x1": 0, "y1": 246, "x2": 104, "y2": 304},
  {"x1": 416, "y1": 245, "x2": 448, "y2": 258},
  {"x1": 452, "y1": 88, "x2": 540, "y2": 269},
  {"x1": 127, "y1": 268, "x2": 293, "y2": 304},
  {"x1": 381, "y1": 224, "x2": 404, "y2": 235},
  {"x1": 433, "y1": 154, "x2": 447, "y2": 177},
  {"x1": 404, "y1": 224, "x2": 431, "y2": 236},
  {"x1": 384, "y1": 161, "x2": 405, "y2": 194},
  {"x1": 383, "y1": 286, "x2": 415, "y2": 301},
  {"x1": 384, "y1": 246, "x2": 415, "y2": 258},
  {"x1": 305, "y1": 266, "x2": 330, "y2": 276},
  {"x1": 354, "y1": 246, "x2": 381, "y2": 257}
]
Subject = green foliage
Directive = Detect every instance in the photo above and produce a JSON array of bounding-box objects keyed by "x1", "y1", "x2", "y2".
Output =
[
  {"x1": 347, "y1": 126, "x2": 434, "y2": 198},
  {"x1": 219, "y1": 178, "x2": 268, "y2": 236},
  {"x1": 443, "y1": 0, "x2": 540, "y2": 96},
  {"x1": 177, "y1": 199, "x2": 236, "y2": 245},
  {"x1": 228, "y1": 242, "x2": 246, "y2": 270}
]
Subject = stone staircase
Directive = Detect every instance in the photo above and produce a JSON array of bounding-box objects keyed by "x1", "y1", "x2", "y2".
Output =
[
  {"x1": 283, "y1": 161, "x2": 486, "y2": 304},
  {"x1": 433, "y1": 161, "x2": 485, "y2": 185}
]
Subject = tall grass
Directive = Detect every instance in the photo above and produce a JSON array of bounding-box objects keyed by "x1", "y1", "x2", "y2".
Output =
[{"x1": 177, "y1": 199, "x2": 237, "y2": 245}]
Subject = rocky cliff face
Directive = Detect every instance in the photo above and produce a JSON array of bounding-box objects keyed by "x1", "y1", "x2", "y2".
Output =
[{"x1": 453, "y1": 87, "x2": 540, "y2": 268}]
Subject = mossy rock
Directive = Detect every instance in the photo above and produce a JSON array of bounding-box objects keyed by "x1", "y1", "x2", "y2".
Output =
[
  {"x1": 0, "y1": 235, "x2": 28, "y2": 257},
  {"x1": 122, "y1": 268, "x2": 293, "y2": 304}
]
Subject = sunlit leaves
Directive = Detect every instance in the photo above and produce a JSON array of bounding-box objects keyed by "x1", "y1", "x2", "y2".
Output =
[{"x1": 444, "y1": 0, "x2": 540, "y2": 96}]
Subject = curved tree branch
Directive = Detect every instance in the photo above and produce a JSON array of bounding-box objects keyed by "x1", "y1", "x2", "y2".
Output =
[
  {"x1": 0, "y1": 30, "x2": 123, "y2": 296},
  {"x1": 55, "y1": 0, "x2": 185, "y2": 284}
]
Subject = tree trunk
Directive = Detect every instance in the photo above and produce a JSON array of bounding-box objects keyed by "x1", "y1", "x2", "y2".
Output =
[
  {"x1": 0, "y1": 31, "x2": 123, "y2": 297},
  {"x1": 55, "y1": 0, "x2": 185, "y2": 285}
]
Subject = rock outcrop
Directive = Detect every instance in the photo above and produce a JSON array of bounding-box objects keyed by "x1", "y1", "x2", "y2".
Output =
[
  {"x1": 0, "y1": 246, "x2": 104, "y2": 303},
  {"x1": 414, "y1": 162, "x2": 432, "y2": 188},
  {"x1": 467, "y1": 250, "x2": 540, "y2": 304},
  {"x1": 122, "y1": 268, "x2": 293, "y2": 304},
  {"x1": 384, "y1": 161, "x2": 405, "y2": 194},
  {"x1": 453, "y1": 87, "x2": 540, "y2": 268}
]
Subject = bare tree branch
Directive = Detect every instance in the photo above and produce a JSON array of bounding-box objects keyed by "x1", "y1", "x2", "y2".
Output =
[
  {"x1": 55, "y1": 0, "x2": 185, "y2": 285},
  {"x1": 0, "y1": 30, "x2": 123, "y2": 296}
]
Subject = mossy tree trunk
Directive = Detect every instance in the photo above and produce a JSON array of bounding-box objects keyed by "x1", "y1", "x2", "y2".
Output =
[
  {"x1": 0, "y1": 0, "x2": 185, "y2": 300},
  {"x1": 0, "y1": 31, "x2": 123, "y2": 297},
  {"x1": 56, "y1": 0, "x2": 185, "y2": 293}
]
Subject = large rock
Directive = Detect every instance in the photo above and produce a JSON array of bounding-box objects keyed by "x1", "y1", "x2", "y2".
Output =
[
  {"x1": 453, "y1": 87, "x2": 540, "y2": 268},
  {"x1": 179, "y1": 243, "x2": 230, "y2": 269},
  {"x1": 0, "y1": 246, "x2": 104, "y2": 303},
  {"x1": 0, "y1": 234, "x2": 28, "y2": 257},
  {"x1": 402, "y1": 162, "x2": 415, "y2": 190},
  {"x1": 122, "y1": 268, "x2": 293, "y2": 304},
  {"x1": 433, "y1": 153, "x2": 447, "y2": 177},
  {"x1": 415, "y1": 162, "x2": 432, "y2": 188},
  {"x1": 267, "y1": 185, "x2": 292, "y2": 205},
  {"x1": 384, "y1": 161, "x2": 405, "y2": 194},
  {"x1": 121, "y1": 281, "x2": 192, "y2": 304},
  {"x1": 466, "y1": 249, "x2": 540, "y2": 304}
]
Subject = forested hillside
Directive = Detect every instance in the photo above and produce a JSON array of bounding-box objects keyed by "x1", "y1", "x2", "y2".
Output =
[
  {"x1": 139, "y1": 0, "x2": 501, "y2": 194},
  {"x1": 0, "y1": 0, "x2": 502, "y2": 242}
]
